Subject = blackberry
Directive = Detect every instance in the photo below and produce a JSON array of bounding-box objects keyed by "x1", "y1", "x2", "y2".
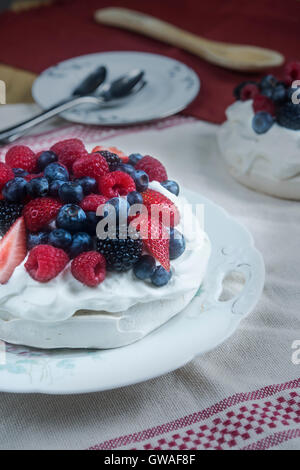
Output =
[
  {"x1": 0, "y1": 200, "x2": 23, "y2": 236},
  {"x1": 98, "y1": 151, "x2": 121, "y2": 172},
  {"x1": 97, "y1": 231, "x2": 142, "y2": 272},
  {"x1": 276, "y1": 103, "x2": 300, "y2": 130}
]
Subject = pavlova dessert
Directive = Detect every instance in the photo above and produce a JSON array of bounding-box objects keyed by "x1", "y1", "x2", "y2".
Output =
[
  {"x1": 0, "y1": 140, "x2": 210, "y2": 349},
  {"x1": 218, "y1": 61, "x2": 300, "y2": 200}
]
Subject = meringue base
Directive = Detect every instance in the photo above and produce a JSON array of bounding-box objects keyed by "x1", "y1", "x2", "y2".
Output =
[
  {"x1": 228, "y1": 165, "x2": 300, "y2": 201},
  {"x1": 218, "y1": 100, "x2": 300, "y2": 201},
  {"x1": 0, "y1": 238, "x2": 211, "y2": 350}
]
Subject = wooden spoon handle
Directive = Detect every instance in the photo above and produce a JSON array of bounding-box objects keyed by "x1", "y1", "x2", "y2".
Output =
[
  {"x1": 94, "y1": 7, "x2": 284, "y2": 71},
  {"x1": 95, "y1": 7, "x2": 211, "y2": 56}
]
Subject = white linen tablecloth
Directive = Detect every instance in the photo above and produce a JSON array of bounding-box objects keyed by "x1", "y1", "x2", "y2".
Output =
[{"x1": 0, "y1": 105, "x2": 299, "y2": 450}]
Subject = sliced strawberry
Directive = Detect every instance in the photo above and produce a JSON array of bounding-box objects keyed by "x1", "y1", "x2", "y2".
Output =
[
  {"x1": 142, "y1": 189, "x2": 180, "y2": 227},
  {"x1": 0, "y1": 217, "x2": 27, "y2": 284},
  {"x1": 132, "y1": 215, "x2": 170, "y2": 271},
  {"x1": 92, "y1": 145, "x2": 129, "y2": 163}
]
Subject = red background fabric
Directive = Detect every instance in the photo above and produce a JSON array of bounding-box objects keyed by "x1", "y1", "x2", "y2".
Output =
[{"x1": 0, "y1": 0, "x2": 300, "y2": 123}]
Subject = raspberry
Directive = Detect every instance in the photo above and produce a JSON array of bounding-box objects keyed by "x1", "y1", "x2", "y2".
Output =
[
  {"x1": 73, "y1": 153, "x2": 109, "y2": 179},
  {"x1": 5, "y1": 145, "x2": 37, "y2": 173},
  {"x1": 142, "y1": 189, "x2": 180, "y2": 227},
  {"x1": 284, "y1": 61, "x2": 300, "y2": 86},
  {"x1": 25, "y1": 245, "x2": 69, "y2": 283},
  {"x1": 80, "y1": 194, "x2": 107, "y2": 212},
  {"x1": 0, "y1": 162, "x2": 14, "y2": 191},
  {"x1": 71, "y1": 251, "x2": 106, "y2": 287},
  {"x1": 240, "y1": 84, "x2": 260, "y2": 101},
  {"x1": 50, "y1": 139, "x2": 88, "y2": 171},
  {"x1": 252, "y1": 94, "x2": 275, "y2": 117},
  {"x1": 135, "y1": 156, "x2": 168, "y2": 182},
  {"x1": 23, "y1": 197, "x2": 62, "y2": 232},
  {"x1": 98, "y1": 171, "x2": 136, "y2": 198}
]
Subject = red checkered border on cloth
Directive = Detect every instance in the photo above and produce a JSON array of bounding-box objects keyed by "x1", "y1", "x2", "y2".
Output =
[{"x1": 89, "y1": 378, "x2": 300, "y2": 451}]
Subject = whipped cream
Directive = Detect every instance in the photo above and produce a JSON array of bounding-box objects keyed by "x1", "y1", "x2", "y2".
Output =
[
  {"x1": 0, "y1": 182, "x2": 210, "y2": 332},
  {"x1": 218, "y1": 100, "x2": 300, "y2": 181}
]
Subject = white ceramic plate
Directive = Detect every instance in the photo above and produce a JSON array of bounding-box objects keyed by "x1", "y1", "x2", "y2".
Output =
[
  {"x1": 32, "y1": 52, "x2": 200, "y2": 126},
  {"x1": 0, "y1": 188, "x2": 264, "y2": 394}
]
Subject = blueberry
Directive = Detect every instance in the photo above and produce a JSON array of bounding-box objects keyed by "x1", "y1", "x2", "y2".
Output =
[
  {"x1": 56, "y1": 204, "x2": 87, "y2": 233},
  {"x1": 26, "y1": 177, "x2": 49, "y2": 198},
  {"x1": 102, "y1": 197, "x2": 130, "y2": 237},
  {"x1": 49, "y1": 180, "x2": 65, "y2": 197},
  {"x1": 133, "y1": 170, "x2": 149, "y2": 192},
  {"x1": 3, "y1": 177, "x2": 27, "y2": 203},
  {"x1": 272, "y1": 84, "x2": 287, "y2": 103},
  {"x1": 104, "y1": 197, "x2": 130, "y2": 221},
  {"x1": 85, "y1": 211, "x2": 101, "y2": 236},
  {"x1": 134, "y1": 255, "x2": 156, "y2": 280},
  {"x1": 74, "y1": 177, "x2": 97, "y2": 195},
  {"x1": 252, "y1": 112, "x2": 274, "y2": 134},
  {"x1": 128, "y1": 153, "x2": 143, "y2": 166},
  {"x1": 27, "y1": 232, "x2": 49, "y2": 250},
  {"x1": 69, "y1": 232, "x2": 93, "y2": 258},
  {"x1": 151, "y1": 266, "x2": 172, "y2": 287},
  {"x1": 13, "y1": 168, "x2": 29, "y2": 178},
  {"x1": 260, "y1": 74, "x2": 278, "y2": 91},
  {"x1": 37, "y1": 150, "x2": 58, "y2": 171},
  {"x1": 44, "y1": 162, "x2": 69, "y2": 183},
  {"x1": 161, "y1": 180, "x2": 180, "y2": 196},
  {"x1": 116, "y1": 163, "x2": 136, "y2": 177},
  {"x1": 48, "y1": 229, "x2": 72, "y2": 250},
  {"x1": 58, "y1": 182, "x2": 84, "y2": 204},
  {"x1": 127, "y1": 191, "x2": 143, "y2": 206},
  {"x1": 169, "y1": 228, "x2": 186, "y2": 260}
]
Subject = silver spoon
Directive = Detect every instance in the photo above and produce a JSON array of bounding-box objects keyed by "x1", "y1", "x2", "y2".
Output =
[{"x1": 0, "y1": 69, "x2": 146, "y2": 145}]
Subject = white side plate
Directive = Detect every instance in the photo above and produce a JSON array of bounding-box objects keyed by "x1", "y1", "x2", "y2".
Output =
[
  {"x1": 0, "y1": 189, "x2": 264, "y2": 394},
  {"x1": 32, "y1": 52, "x2": 200, "y2": 126}
]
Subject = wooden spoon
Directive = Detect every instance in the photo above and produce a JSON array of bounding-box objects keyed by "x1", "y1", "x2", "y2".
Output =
[{"x1": 94, "y1": 7, "x2": 284, "y2": 72}]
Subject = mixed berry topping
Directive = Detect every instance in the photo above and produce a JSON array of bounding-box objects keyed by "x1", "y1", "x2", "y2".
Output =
[
  {"x1": 233, "y1": 62, "x2": 300, "y2": 132},
  {"x1": 0, "y1": 140, "x2": 183, "y2": 288}
]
